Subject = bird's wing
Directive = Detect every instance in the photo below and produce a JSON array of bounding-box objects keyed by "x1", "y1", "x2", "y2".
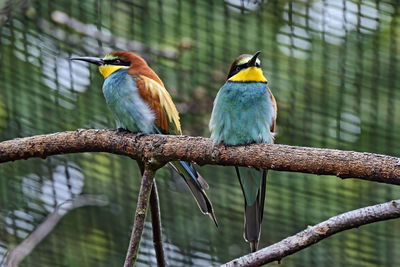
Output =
[
  {"x1": 135, "y1": 75, "x2": 182, "y2": 134},
  {"x1": 268, "y1": 87, "x2": 277, "y2": 133}
]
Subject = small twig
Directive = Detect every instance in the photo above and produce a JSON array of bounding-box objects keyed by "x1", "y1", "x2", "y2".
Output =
[
  {"x1": 150, "y1": 181, "x2": 166, "y2": 267},
  {"x1": 124, "y1": 165, "x2": 158, "y2": 267},
  {"x1": 35, "y1": 11, "x2": 178, "y2": 59},
  {"x1": 222, "y1": 199, "x2": 400, "y2": 267},
  {"x1": 4, "y1": 195, "x2": 108, "y2": 267}
]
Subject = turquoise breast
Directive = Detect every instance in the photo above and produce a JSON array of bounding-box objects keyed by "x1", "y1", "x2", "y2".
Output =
[
  {"x1": 102, "y1": 69, "x2": 156, "y2": 133},
  {"x1": 209, "y1": 81, "x2": 274, "y2": 145}
]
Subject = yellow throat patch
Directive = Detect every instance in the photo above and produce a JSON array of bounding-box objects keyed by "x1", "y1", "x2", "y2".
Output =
[
  {"x1": 99, "y1": 65, "x2": 129, "y2": 79},
  {"x1": 228, "y1": 67, "x2": 267, "y2": 82}
]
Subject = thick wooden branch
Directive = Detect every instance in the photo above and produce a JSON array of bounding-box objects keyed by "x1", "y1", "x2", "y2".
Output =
[
  {"x1": 1, "y1": 129, "x2": 400, "y2": 185},
  {"x1": 222, "y1": 199, "x2": 400, "y2": 267}
]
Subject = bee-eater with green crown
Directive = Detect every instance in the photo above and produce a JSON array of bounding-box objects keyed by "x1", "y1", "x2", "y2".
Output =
[
  {"x1": 209, "y1": 51, "x2": 277, "y2": 251},
  {"x1": 71, "y1": 51, "x2": 217, "y2": 226}
]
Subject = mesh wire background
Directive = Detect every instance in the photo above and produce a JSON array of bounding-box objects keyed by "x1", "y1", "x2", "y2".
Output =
[{"x1": 1, "y1": 0, "x2": 400, "y2": 266}]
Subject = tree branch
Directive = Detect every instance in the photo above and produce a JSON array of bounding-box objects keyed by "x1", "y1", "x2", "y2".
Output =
[
  {"x1": 136, "y1": 161, "x2": 166, "y2": 266},
  {"x1": 37, "y1": 11, "x2": 178, "y2": 59},
  {"x1": 4, "y1": 195, "x2": 108, "y2": 267},
  {"x1": 2, "y1": 130, "x2": 400, "y2": 266},
  {"x1": 1, "y1": 129, "x2": 400, "y2": 185},
  {"x1": 149, "y1": 181, "x2": 166, "y2": 267},
  {"x1": 124, "y1": 165, "x2": 158, "y2": 267},
  {"x1": 221, "y1": 199, "x2": 400, "y2": 267}
]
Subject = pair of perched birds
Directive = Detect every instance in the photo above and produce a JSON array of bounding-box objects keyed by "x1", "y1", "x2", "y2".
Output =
[{"x1": 71, "y1": 50, "x2": 276, "y2": 252}]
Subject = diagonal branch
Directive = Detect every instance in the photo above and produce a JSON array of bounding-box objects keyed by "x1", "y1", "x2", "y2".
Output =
[
  {"x1": 42, "y1": 11, "x2": 178, "y2": 59},
  {"x1": 124, "y1": 164, "x2": 159, "y2": 267},
  {"x1": 4, "y1": 195, "x2": 108, "y2": 267},
  {"x1": 221, "y1": 199, "x2": 400, "y2": 267},
  {"x1": 136, "y1": 161, "x2": 166, "y2": 266},
  {"x1": 149, "y1": 181, "x2": 166, "y2": 267},
  {"x1": 1, "y1": 129, "x2": 400, "y2": 185}
]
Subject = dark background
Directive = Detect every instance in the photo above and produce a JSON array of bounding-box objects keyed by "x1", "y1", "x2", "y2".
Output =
[{"x1": 1, "y1": 0, "x2": 400, "y2": 266}]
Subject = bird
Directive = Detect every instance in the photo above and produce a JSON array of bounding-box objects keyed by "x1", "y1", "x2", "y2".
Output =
[
  {"x1": 71, "y1": 51, "x2": 217, "y2": 226},
  {"x1": 209, "y1": 51, "x2": 276, "y2": 251}
]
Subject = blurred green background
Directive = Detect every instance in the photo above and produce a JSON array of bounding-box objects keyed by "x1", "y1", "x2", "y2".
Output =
[{"x1": 1, "y1": 0, "x2": 400, "y2": 266}]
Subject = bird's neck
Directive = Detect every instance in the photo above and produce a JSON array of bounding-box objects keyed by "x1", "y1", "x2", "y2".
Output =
[
  {"x1": 99, "y1": 64, "x2": 164, "y2": 88},
  {"x1": 129, "y1": 64, "x2": 164, "y2": 87},
  {"x1": 228, "y1": 67, "x2": 267, "y2": 83},
  {"x1": 99, "y1": 65, "x2": 129, "y2": 79}
]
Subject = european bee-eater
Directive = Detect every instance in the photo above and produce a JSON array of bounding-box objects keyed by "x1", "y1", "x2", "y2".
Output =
[
  {"x1": 71, "y1": 51, "x2": 217, "y2": 226},
  {"x1": 209, "y1": 51, "x2": 276, "y2": 251}
]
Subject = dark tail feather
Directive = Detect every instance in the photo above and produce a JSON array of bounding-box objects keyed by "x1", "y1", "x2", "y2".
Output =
[
  {"x1": 236, "y1": 167, "x2": 267, "y2": 252},
  {"x1": 260, "y1": 170, "x2": 267, "y2": 222},
  {"x1": 169, "y1": 161, "x2": 218, "y2": 227},
  {"x1": 153, "y1": 127, "x2": 216, "y2": 225}
]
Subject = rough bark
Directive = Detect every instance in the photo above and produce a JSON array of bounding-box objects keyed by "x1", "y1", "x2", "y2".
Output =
[
  {"x1": 2, "y1": 130, "x2": 400, "y2": 266},
  {"x1": 221, "y1": 199, "x2": 400, "y2": 267},
  {"x1": 1, "y1": 129, "x2": 400, "y2": 185},
  {"x1": 124, "y1": 165, "x2": 158, "y2": 267}
]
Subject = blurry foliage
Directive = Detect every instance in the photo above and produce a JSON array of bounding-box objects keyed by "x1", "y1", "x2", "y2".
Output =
[{"x1": 1, "y1": 0, "x2": 400, "y2": 266}]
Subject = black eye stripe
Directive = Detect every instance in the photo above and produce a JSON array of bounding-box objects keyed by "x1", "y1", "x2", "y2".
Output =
[
  {"x1": 104, "y1": 59, "x2": 131, "y2": 66},
  {"x1": 236, "y1": 62, "x2": 260, "y2": 68},
  {"x1": 227, "y1": 60, "x2": 261, "y2": 79}
]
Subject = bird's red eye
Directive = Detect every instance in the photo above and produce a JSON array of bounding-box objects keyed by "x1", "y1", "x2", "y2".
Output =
[{"x1": 114, "y1": 59, "x2": 121, "y2": 64}]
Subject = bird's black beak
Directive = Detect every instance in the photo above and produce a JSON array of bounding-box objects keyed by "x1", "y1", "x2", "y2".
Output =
[
  {"x1": 247, "y1": 51, "x2": 261, "y2": 67},
  {"x1": 70, "y1": 57, "x2": 104, "y2": 66}
]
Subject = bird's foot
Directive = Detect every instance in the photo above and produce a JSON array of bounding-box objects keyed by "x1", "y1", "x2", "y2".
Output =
[
  {"x1": 134, "y1": 132, "x2": 146, "y2": 142},
  {"x1": 116, "y1": 128, "x2": 130, "y2": 134}
]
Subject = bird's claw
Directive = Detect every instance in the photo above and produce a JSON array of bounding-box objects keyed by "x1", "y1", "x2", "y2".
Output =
[
  {"x1": 116, "y1": 128, "x2": 129, "y2": 134},
  {"x1": 134, "y1": 132, "x2": 146, "y2": 142}
]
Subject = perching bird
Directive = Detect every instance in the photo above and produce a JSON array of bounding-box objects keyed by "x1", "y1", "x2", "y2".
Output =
[
  {"x1": 209, "y1": 51, "x2": 276, "y2": 251},
  {"x1": 71, "y1": 51, "x2": 217, "y2": 226}
]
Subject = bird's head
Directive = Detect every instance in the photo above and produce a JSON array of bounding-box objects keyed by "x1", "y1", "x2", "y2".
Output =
[
  {"x1": 71, "y1": 51, "x2": 162, "y2": 83},
  {"x1": 226, "y1": 51, "x2": 267, "y2": 83}
]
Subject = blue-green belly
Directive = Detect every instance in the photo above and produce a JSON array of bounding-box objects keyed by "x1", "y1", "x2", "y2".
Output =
[
  {"x1": 209, "y1": 81, "x2": 274, "y2": 145},
  {"x1": 102, "y1": 69, "x2": 155, "y2": 133}
]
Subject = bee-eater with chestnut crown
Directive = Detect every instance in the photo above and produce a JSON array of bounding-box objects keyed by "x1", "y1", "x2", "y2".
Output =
[
  {"x1": 209, "y1": 51, "x2": 277, "y2": 251},
  {"x1": 71, "y1": 51, "x2": 217, "y2": 226}
]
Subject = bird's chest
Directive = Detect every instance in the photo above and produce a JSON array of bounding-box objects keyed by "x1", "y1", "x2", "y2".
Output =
[
  {"x1": 224, "y1": 83, "x2": 268, "y2": 107},
  {"x1": 217, "y1": 82, "x2": 275, "y2": 144},
  {"x1": 222, "y1": 82, "x2": 273, "y2": 119},
  {"x1": 102, "y1": 70, "x2": 132, "y2": 103},
  {"x1": 102, "y1": 70, "x2": 155, "y2": 133}
]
